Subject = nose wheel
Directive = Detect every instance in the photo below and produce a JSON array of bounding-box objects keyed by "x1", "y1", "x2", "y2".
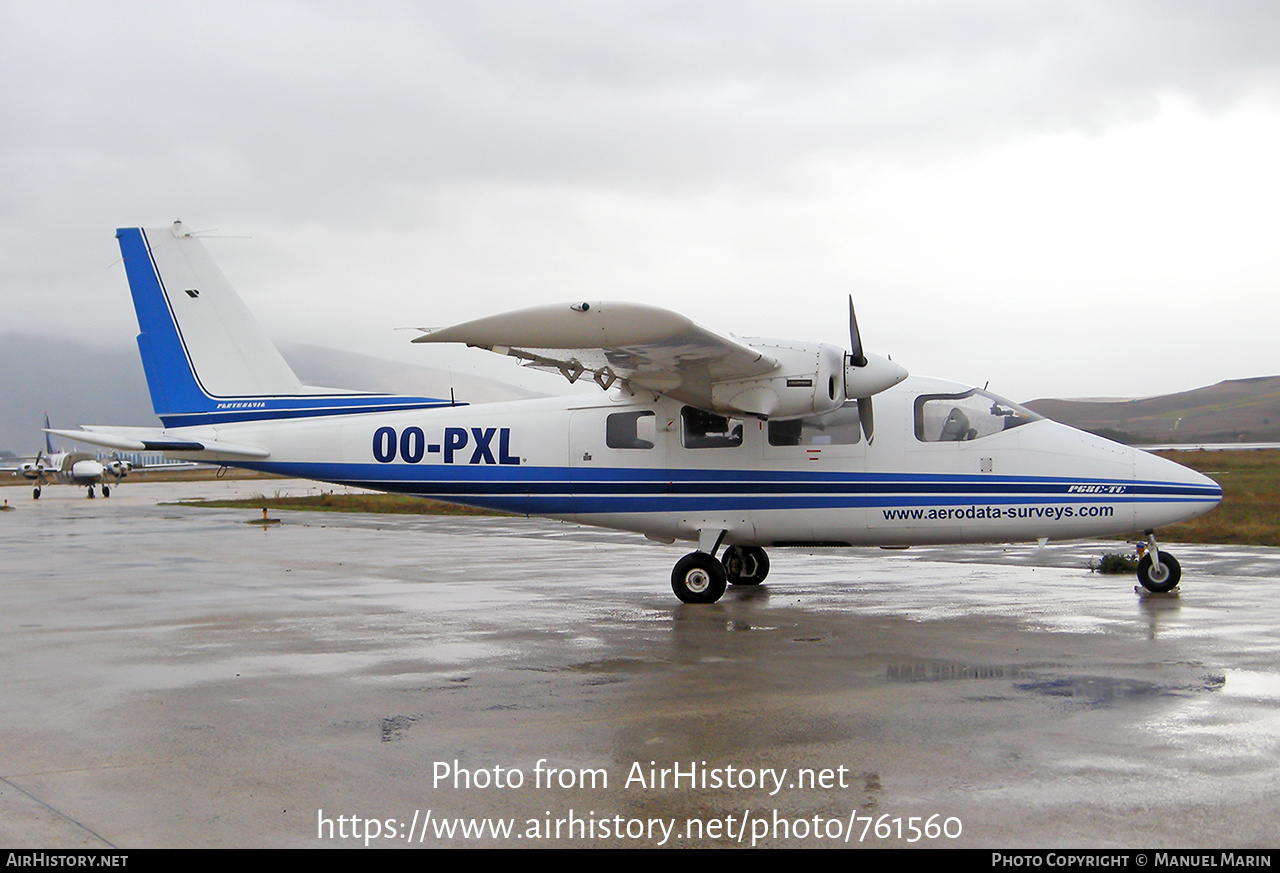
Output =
[{"x1": 1137, "y1": 533, "x2": 1181, "y2": 593}]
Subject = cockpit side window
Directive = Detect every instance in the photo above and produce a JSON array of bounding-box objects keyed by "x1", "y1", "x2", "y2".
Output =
[
  {"x1": 681, "y1": 407, "x2": 743, "y2": 449},
  {"x1": 914, "y1": 389, "x2": 1041, "y2": 442}
]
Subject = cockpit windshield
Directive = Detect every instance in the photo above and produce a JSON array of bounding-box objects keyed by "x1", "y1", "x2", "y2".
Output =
[{"x1": 914, "y1": 388, "x2": 1042, "y2": 442}]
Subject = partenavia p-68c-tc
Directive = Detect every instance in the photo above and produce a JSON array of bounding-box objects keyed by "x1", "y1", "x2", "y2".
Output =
[{"x1": 54, "y1": 222, "x2": 1221, "y2": 602}]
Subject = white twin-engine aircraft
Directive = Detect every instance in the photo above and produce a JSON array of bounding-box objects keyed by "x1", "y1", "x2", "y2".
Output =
[
  {"x1": 4, "y1": 415, "x2": 136, "y2": 499},
  {"x1": 53, "y1": 222, "x2": 1221, "y2": 603}
]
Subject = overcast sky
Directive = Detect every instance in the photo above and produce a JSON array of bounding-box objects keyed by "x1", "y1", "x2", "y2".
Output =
[{"x1": 3, "y1": 0, "x2": 1278, "y2": 409}]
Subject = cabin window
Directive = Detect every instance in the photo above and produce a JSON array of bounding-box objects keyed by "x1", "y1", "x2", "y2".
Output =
[
  {"x1": 606, "y1": 411, "x2": 656, "y2": 449},
  {"x1": 681, "y1": 407, "x2": 743, "y2": 449},
  {"x1": 768, "y1": 405, "x2": 862, "y2": 446},
  {"x1": 914, "y1": 389, "x2": 1041, "y2": 442}
]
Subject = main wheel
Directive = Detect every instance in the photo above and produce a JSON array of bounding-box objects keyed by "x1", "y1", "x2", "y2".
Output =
[
  {"x1": 722, "y1": 545, "x2": 770, "y2": 585},
  {"x1": 33, "y1": 487, "x2": 40, "y2": 500},
  {"x1": 1137, "y1": 552, "x2": 1181, "y2": 593},
  {"x1": 103, "y1": 484, "x2": 110, "y2": 497},
  {"x1": 671, "y1": 553, "x2": 728, "y2": 604}
]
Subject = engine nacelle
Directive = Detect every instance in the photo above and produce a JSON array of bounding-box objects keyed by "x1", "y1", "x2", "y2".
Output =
[{"x1": 712, "y1": 341, "x2": 848, "y2": 419}]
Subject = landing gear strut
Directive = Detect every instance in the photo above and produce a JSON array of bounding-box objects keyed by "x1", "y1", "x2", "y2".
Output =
[{"x1": 1137, "y1": 532, "x2": 1181, "y2": 593}]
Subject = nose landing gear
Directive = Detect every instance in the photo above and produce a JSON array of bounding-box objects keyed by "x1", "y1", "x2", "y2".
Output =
[{"x1": 1137, "y1": 533, "x2": 1181, "y2": 594}]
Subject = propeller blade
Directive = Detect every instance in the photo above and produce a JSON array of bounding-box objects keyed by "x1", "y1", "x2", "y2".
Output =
[
  {"x1": 32, "y1": 450, "x2": 47, "y2": 485},
  {"x1": 848, "y1": 295, "x2": 867, "y2": 368},
  {"x1": 858, "y1": 396, "x2": 875, "y2": 444}
]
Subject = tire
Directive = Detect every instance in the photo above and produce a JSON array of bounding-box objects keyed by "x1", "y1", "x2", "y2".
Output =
[
  {"x1": 671, "y1": 553, "x2": 728, "y2": 604},
  {"x1": 33, "y1": 487, "x2": 40, "y2": 500},
  {"x1": 103, "y1": 484, "x2": 110, "y2": 497},
  {"x1": 722, "y1": 545, "x2": 770, "y2": 585},
  {"x1": 1137, "y1": 552, "x2": 1181, "y2": 593}
]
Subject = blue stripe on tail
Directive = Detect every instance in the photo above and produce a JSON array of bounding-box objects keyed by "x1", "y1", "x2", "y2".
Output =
[{"x1": 116, "y1": 227, "x2": 453, "y2": 426}]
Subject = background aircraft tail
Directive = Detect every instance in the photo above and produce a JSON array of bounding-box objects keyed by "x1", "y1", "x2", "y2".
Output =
[{"x1": 116, "y1": 222, "x2": 448, "y2": 427}]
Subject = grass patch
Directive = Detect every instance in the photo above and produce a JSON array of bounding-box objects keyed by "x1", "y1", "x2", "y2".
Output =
[
  {"x1": 176, "y1": 491, "x2": 511, "y2": 517},
  {"x1": 1089, "y1": 551, "x2": 1140, "y2": 574},
  {"x1": 1153, "y1": 450, "x2": 1280, "y2": 546}
]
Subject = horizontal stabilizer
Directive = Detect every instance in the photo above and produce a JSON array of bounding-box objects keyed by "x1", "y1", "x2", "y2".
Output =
[{"x1": 45, "y1": 428, "x2": 270, "y2": 459}]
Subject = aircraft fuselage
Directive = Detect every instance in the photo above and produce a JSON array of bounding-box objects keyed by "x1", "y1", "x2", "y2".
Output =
[{"x1": 164, "y1": 375, "x2": 1220, "y2": 550}]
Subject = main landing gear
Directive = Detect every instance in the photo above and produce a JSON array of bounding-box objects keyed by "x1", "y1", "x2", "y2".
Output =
[
  {"x1": 722, "y1": 545, "x2": 769, "y2": 586},
  {"x1": 670, "y1": 532, "x2": 771, "y2": 604},
  {"x1": 1137, "y1": 532, "x2": 1181, "y2": 594}
]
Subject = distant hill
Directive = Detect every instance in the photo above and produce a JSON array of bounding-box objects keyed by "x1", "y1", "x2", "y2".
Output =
[{"x1": 1025, "y1": 375, "x2": 1280, "y2": 444}]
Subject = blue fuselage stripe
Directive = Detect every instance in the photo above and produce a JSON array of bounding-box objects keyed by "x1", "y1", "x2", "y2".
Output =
[{"x1": 246, "y1": 461, "x2": 1220, "y2": 515}]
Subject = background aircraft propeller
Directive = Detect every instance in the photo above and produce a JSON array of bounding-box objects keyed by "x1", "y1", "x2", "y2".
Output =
[{"x1": 105, "y1": 452, "x2": 133, "y2": 481}]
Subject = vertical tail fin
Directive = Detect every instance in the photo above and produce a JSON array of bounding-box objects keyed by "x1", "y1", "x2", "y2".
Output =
[
  {"x1": 44, "y1": 413, "x2": 55, "y2": 455},
  {"x1": 116, "y1": 222, "x2": 448, "y2": 427}
]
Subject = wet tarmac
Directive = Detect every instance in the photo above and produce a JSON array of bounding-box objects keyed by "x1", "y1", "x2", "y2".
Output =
[{"x1": 1, "y1": 479, "x2": 1278, "y2": 848}]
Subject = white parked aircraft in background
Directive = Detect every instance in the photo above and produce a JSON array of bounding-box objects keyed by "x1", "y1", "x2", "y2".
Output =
[
  {"x1": 3, "y1": 416, "x2": 136, "y2": 499},
  {"x1": 52, "y1": 222, "x2": 1221, "y2": 602}
]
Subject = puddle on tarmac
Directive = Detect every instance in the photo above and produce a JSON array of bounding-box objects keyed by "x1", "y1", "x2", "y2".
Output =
[{"x1": 886, "y1": 658, "x2": 1226, "y2": 708}]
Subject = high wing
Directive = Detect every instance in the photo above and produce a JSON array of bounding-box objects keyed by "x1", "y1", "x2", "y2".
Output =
[
  {"x1": 414, "y1": 301, "x2": 778, "y2": 408},
  {"x1": 413, "y1": 300, "x2": 906, "y2": 421}
]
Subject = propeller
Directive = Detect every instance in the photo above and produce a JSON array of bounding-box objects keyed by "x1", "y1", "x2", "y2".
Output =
[
  {"x1": 848, "y1": 296, "x2": 868, "y2": 369},
  {"x1": 23, "y1": 450, "x2": 49, "y2": 485},
  {"x1": 844, "y1": 295, "x2": 908, "y2": 444},
  {"x1": 105, "y1": 452, "x2": 133, "y2": 480}
]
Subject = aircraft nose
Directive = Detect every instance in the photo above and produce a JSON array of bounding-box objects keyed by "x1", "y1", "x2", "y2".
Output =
[{"x1": 1132, "y1": 448, "x2": 1222, "y2": 527}]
